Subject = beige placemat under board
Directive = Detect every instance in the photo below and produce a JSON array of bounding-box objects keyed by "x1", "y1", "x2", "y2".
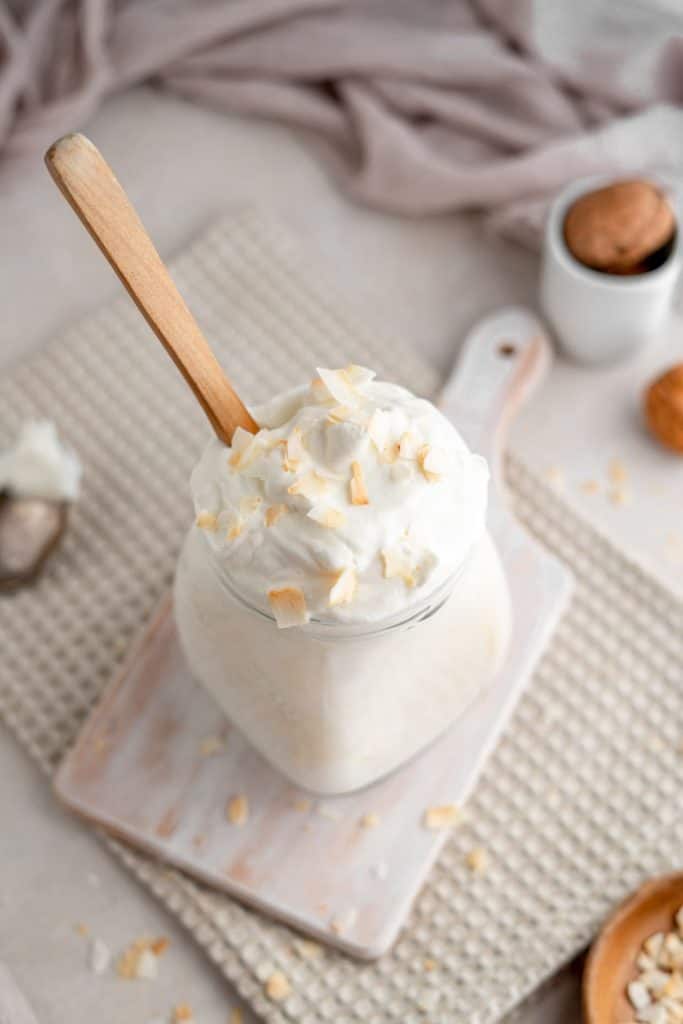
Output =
[{"x1": 2, "y1": 209, "x2": 683, "y2": 1024}]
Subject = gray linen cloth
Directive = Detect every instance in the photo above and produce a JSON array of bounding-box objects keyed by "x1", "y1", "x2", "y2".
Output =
[{"x1": 2, "y1": 0, "x2": 683, "y2": 243}]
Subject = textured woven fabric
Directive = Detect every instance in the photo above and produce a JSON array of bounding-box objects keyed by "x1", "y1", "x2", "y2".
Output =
[{"x1": 2, "y1": 209, "x2": 683, "y2": 1024}]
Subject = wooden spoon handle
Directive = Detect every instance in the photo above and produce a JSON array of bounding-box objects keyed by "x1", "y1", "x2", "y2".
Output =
[{"x1": 45, "y1": 133, "x2": 257, "y2": 443}]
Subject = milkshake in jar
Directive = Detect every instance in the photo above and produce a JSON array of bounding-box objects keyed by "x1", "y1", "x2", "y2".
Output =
[{"x1": 174, "y1": 366, "x2": 511, "y2": 794}]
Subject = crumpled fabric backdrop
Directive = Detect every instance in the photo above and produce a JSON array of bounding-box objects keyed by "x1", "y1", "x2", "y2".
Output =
[{"x1": 2, "y1": 0, "x2": 683, "y2": 244}]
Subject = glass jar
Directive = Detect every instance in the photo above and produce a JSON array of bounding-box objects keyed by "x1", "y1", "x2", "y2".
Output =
[{"x1": 174, "y1": 525, "x2": 511, "y2": 795}]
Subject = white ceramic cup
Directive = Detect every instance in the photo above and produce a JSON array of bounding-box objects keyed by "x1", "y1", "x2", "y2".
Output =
[{"x1": 540, "y1": 176, "x2": 680, "y2": 364}]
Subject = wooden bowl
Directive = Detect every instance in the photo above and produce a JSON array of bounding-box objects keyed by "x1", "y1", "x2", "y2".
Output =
[{"x1": 584, "y1": 872, "x2": 683, "y2": 1023}]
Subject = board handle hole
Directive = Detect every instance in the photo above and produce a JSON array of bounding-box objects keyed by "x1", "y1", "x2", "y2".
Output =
[{"x1": 498, "y1": 342, "x2": 517, "y2": 357}]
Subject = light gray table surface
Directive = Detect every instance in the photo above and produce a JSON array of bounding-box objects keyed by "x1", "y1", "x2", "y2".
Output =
[{"x1": 3, "y1": 85, "x2": 681, "y2": 1024}]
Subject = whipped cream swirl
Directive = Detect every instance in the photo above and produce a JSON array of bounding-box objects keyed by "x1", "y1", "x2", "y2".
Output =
[{"x1": 190, "y1": 366, "x2": 489, "y2": 626}]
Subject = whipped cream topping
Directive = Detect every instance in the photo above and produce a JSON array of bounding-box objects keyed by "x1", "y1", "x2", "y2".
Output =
[
  {"x1": 0, "y1": 421, "x2": 82, "y2": 501},
  {"x1": 190, "y1": 366, "x2": 489, "y2": 626}
]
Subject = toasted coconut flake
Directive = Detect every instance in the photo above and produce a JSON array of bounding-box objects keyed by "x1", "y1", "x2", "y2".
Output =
[
  {"x1": 288, "y1": 471, "x2": 330, "y2": 501},
  {"x1": 287, "y1": 427, "x2": 306, "y2": 463},
  {"x1": 116, "y1": 937, "x2": 167, "y2": 980},
  {"x1": 173, "y1": 1003, "x2": 194, "y2": 1022},
  {"x1": 381, "y1": 547, "x2": 416, "y2": 588},
  {"x1": 317, "y1": 366, "x2": 359, "y2": 406},
  {"x1": 329, "y1": 566, "x2": 357, "y2": 607},
  {"x1": 310, "y1": 376, "x2": 333, "y2": 403},
  {"x1": 359, "y1": 812, "x2": 380, "y2": 829},
  {"x1": 349, "y1": 460, "x2": 369, "y2": 505},
  {"x1": 644, "y1": 933, "x2": 666, "y2": 960},
  {"x1": 330, "y1": 907, "x2": 358, "y2": 935},
  {"x1": 199, "y1": 734, "x2": 225, "y2": 757},
  {"x1": 265, "y1": 970, "x2": 291, "y2": 1002},
  {"x1": 268, "y1": 586, "x2": 310, "y2": 628},
  {"x1": 226, "y1": 794, "x2": 249, "y2": 826},
  {"x1": 398, "y1": 432, "x2": 420, "y2": 459},
  {"x1": 423, "y1": 804, "x2": 462, "y2": 830},
  {"x1": 317, "y1": 803, "x2": 342, "y2": 821},
  {"x1": 195, "y1": 511, "x2": 218, "y2": 531},
  {"x1": 367, "y1": 409, "x2": 393, "y2": 451},
  {"x1": 292, "y1": 938, "x2": 322, "y2": 960},
  {"x1": 239, "y1": 495, "x2": 263, "y2": 517},
  {"x1": 423, "y1": 958, "x2": 438, "y2": 972},
  {"x1": 609, "y1": 485, "x2": 630, "y2": 506},
  {"x1": 346, "y1": 364, "x2": 375, "y2": 387},
  {"x1": 378, "y1": 442, "x2": 401, "y2": 464},
  {"x1": 580, "y1": 479, "x2": 600, "y2": 494},
  {"x1": 609, "y1": 457, "x2": 628, "y2": 485},
  {"x1": 308, "y1": 505, "x2": 346, "y2": 529},
  {"x1": 226, "y1": 519, "x2": 244, "y2": 541},
  {"x1": 229, "y1": 1010, "x2": 244, "y2": 1024},
  {"x1": 466, "y1": 847, "x2": 488, "y2": 874},
  {"x1": 229, "y1": 427, "x2": 262, "y2": 470},
  {"x1": 327, "y1": 405, "x2": 353, "y2": 423},
  {"x1": 418, "y1": 444, "x2": 446, "y2": 482},
  {"x1": 265, "y1": 504, "x2": 288, "y2": 527}
]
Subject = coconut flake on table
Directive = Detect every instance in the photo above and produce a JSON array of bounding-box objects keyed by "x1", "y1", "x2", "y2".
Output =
[{"x1": 0, "y1": 421, "x2": 82, "y2": 501}]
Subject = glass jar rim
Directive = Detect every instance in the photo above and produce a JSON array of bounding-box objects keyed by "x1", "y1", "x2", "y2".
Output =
[{"x1": 199, "y1": 529, "x2": 472, "y2": 641}]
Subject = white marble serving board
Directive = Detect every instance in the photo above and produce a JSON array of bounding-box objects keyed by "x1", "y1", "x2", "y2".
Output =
[{"x1": 54, "y1": 308, "x2": 572, "y2": 960}]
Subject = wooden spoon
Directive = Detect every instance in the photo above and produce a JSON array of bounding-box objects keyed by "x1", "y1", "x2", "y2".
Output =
[
  {"x1": 584, "y1": 871, "x2": 683, "y2": 1022},
  {"x1": 45, "y1": 133, "x2": 257, "y2": 444}
]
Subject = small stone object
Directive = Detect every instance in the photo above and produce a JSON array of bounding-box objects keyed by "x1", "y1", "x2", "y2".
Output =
[
  {"x1": 645, "y1": 365, "x2": 683, "y2": 454},
  {"x1": 564, "y1": 180, "x2": 675, "y2": 274},
  {"x1": 0, "y1": 495, "x2": 68, "y2": 592}
]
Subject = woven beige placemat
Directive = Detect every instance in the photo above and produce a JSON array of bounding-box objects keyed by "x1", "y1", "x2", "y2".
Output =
[{"x1": 2, "y1": 209, "x2": 683, "y2": 1024}]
